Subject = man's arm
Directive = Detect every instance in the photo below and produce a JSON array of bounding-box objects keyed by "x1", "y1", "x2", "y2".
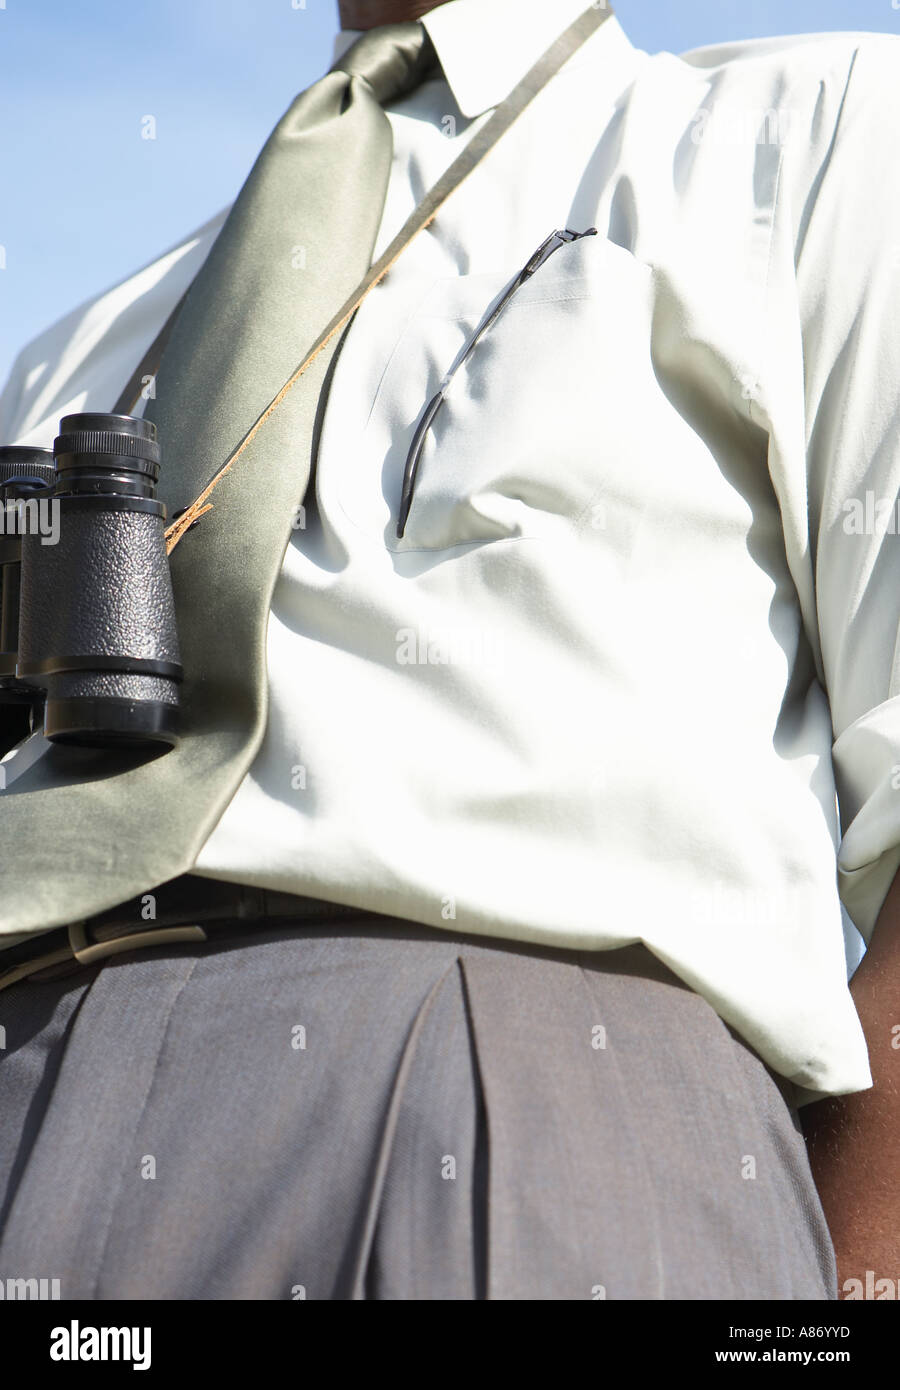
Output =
[
  {"x1": 790, "y1": 38, "x2": 900, "y2": 1285},
  {"x1": 801, "y1": 868, "x2": 900, "y2": 1294}
]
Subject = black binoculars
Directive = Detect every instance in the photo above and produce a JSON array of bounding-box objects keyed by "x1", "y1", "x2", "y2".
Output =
[{"x1": 0, "y1": 412, "x2": 182, "y2": 752}]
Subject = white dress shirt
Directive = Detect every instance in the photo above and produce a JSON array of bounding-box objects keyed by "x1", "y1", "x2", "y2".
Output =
[{"x1": 3, "y1": 1, "x2": 900, "y2": 1104}]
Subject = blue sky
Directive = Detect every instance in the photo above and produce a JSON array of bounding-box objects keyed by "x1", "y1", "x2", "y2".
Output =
[{"x1": 0, "y1": 0, "x2": 896, "y2": 390}]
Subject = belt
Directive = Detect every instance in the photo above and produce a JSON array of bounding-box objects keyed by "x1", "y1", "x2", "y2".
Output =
[{"x1": 0, "y1": 875, "x2": 373, "y2": 992}]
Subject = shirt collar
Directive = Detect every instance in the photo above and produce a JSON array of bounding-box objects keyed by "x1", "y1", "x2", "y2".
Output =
[{"x1": 331, "y1": 0, "x2": 636, "y2": 119}]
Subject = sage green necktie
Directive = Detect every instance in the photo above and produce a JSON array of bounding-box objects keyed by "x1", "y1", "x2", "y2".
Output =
[{"x1": 0, "y1": 24, "x2": 439, "y2": 935}]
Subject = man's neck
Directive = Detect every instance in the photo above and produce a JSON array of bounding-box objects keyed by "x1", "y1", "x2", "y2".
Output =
[{"x1": 338, "y1": 0, "x2": 448, "y2": 29}]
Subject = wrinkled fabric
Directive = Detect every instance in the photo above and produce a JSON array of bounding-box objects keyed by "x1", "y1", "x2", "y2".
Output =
[
  {"x1": 3, "y1": 3, "x2": 899, "y2": 1101},
  {"x1": 0, "y1": 921, "x2": 836, "y2": 1300}
]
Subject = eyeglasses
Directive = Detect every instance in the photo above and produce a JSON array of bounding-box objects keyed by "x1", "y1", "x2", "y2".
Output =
[{"x1": 396, "y1": 226, "x2": 598, "y2": 538}]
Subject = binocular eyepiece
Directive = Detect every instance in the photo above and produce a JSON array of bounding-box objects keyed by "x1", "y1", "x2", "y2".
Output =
[{"x1": 0, "y1": 413, "x2": 182, "y2": 751}]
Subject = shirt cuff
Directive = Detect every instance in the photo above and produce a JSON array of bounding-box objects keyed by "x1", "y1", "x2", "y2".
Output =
[{"x1": 833, "y1": 693, "x2": 900, "y2": 942}]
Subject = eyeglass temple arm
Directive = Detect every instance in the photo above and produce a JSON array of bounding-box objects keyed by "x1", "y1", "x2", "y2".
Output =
[{"x1": 396, "y1": 227, "x2": 597, "y2": 538}]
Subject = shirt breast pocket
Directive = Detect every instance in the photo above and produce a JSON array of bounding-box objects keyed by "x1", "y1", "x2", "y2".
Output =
[{"x1": 337, "y1": 234, "x2": 658, "y2": 555}]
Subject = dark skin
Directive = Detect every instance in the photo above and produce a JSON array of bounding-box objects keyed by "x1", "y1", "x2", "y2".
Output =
[
  {"x1": 339, "y1": 0, "x2": 446, "y2": 26},
  {"x1": 336, "y1": 0, "x2": 900, "y2": 1296},
  {"x1": 801, "y1": 872, "x2": 900, "y2": 1293}
]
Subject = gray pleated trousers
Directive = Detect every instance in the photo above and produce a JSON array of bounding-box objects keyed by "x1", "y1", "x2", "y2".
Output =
[{"x1": 0, "y1": 917, "x2": 837, "y2": 1300}]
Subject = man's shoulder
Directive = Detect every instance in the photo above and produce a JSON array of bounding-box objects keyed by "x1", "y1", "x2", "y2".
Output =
[
  {"x1": 674, "y1": 27, "x2": 899, "y2": 122},
  {"x1": 668, "y1": 29, "x2": 900, "y2": 199},
  {"x1": 678, "y1": 27, "x2": 898, "y2": 78},
  {"x1": 0, "y1": 209, "x2": 229, "y2": 446}
]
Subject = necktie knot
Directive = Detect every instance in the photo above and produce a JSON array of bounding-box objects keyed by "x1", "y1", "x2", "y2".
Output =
[{"x1": 330, "y1": 21, "x2": 439, "y2": 106}]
